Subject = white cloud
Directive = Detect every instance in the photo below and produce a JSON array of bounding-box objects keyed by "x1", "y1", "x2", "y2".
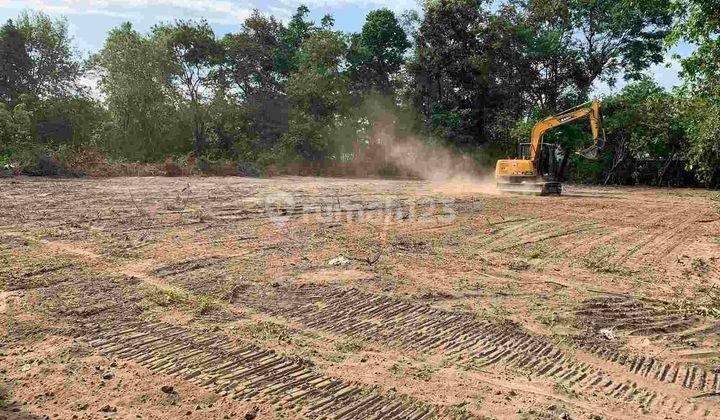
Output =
[
  {"x1": 591, "y1": 54, "x2": 685, "y2": 98},
  {"x1": 4, "y1": 0, "x2": 422, "y2": 26},
  {"x1": 277, "y1": 0, "x2": 421, "y2": 14},
  {"x1": 649, "y1": 58, "x2": 683, "y2": 90},
  {"x1": 12, "y1": 0, "x2": 253, "y2": 23}
]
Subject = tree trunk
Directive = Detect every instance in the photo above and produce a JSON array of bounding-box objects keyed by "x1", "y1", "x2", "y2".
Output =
[
  {"x1": 193, "y1": 124, "x2": 205, "y2": 157},
  {"x1": 656, "y1": 154, "x2": 675, "y2": 187},
  {"x1": 604, "y1": 154, "x2": 625, "y2": 185},
  {"x1": 558, "y1": 148, "x2": 570, "y2": 182}
]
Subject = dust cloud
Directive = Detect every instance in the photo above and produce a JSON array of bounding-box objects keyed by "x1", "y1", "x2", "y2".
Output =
[{"x1": 362, "y1": 117, "x2": 499, "y2": 195}]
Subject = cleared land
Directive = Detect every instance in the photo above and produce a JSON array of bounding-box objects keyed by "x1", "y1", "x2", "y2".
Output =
[{"x1": 1, "y1": 176, "x2": 719, "y2": 419}]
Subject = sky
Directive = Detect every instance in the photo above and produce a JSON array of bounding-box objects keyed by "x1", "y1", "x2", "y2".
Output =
[{"x1": 0, "y1": 0, "x2": 695, "y2": 96}]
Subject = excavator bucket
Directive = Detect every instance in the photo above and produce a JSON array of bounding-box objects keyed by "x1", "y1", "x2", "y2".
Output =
[
  {"x1": 577, "y1": 145, "x2": 601, "y2": 160},
  {"x1": 577, "y1": 112, "x2": 606, "y2": 160}
]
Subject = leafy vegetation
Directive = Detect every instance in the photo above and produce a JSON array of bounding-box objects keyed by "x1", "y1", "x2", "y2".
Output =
[
  {"x1": 583, "y1": 245, "x2": 632, "y2": 275},
  {"x1": 665, "y1": 285, "x2": 720, "y2": 319},
  {"x1": 146, "y1": 285, "x2": 188, "y2": 307},
  {"x1": 333, "y1": 336, "x2": 367, "y2": 353},
  {"x1": 0, "y1": 2, "x2": 718, "y2": 186},
  {"x1": 239, "y1": 320, "x2": 292, "y2": 344}
]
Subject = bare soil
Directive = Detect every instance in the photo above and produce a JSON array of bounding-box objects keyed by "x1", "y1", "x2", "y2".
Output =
[{"x1": 1, "y1": 176, "x2": 719, "y2": 419}]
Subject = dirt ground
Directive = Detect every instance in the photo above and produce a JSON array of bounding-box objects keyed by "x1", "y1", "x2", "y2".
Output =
[{"x1": 1, "y1": 176, "x2": 719, "y2": 419}]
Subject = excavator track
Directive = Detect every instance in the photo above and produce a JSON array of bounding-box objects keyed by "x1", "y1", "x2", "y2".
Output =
[{"x1": 496, "y1": 181, "x2": 562, "y2": 195}]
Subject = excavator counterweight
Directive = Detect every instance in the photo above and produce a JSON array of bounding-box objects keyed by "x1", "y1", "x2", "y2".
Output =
[{"x1": 495, "y1": 100, "x2": 605, "y2": 195}]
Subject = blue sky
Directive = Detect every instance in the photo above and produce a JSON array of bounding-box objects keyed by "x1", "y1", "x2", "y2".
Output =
[{"x1": 0, "y1": 0, "x2": 694, "y2": 96}]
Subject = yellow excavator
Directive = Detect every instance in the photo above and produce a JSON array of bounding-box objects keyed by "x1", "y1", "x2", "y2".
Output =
[{"x1": 495, "y1": 99, "x2": 605, "y2": 195}]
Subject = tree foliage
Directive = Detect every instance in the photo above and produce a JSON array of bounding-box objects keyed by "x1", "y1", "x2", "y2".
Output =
[
  {"x1": 89, "y1": 22, "x2": 190, "y2": 161},
  {"x1": 0, "y1": 3, "x2": 718, "y2": 187},
  {"x1": 347, "y1": 9, "x2": 410, "y2": 95},
  {"x1": 668, "y1": 0, "x2": 720, "y2": 186},
  {"x1": 602, "y1": 78, "x2": 687, "y2": 184},
  {"x1": 0, "y1": 20, "x2": 33, "y2": 104},
  {"x1": 0, "y1": 11, "x2": 99, "y2": 170},
  {"x1": 409, "y1": 0, "x2": 488, "y2": 145},
  {"x1": 220, "y1": 12, "x2": 284, "y2": 98},
  {"x1": 152, "y1": 20, "x2": 223, "y2": 156},
  {"x1": 13, "y1": 11, "x2": 82, "y2": 98},
  {"x1": 283, "y1": 28, "x2": 350, "y2": 162},
  {"x1": 566, "y1": 0, "x2": 672, "y2": 92}
]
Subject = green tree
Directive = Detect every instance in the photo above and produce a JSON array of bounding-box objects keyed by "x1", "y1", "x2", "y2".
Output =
[
  {"x1": 682, "y1": 99, "x2": 720, "y2": 187},
  {"x1": 668, "y1": 0, "x2": 720, "y2": 186},
  {"x1": 0, "y1": 11, "x2": 96, "y2": 168},
  {"x1": 275, "y1": 5, "x2": 316, "y2": 77},
  {"x1": 565, "y1": 0, "x2": 672, "y2": 96},
  {"x1": 152, "y1": 20, "x2": 223, "y2": 156},
  {"x1": 602, "y1": 78, "x2": 686, "y2": 185},
  {"x1": 0, "y1": 102, "x2": 32, "y2": 144},
  {"x1": 90, "y1": 22, "x2": 190, "y2": 160},
  {"x1": 282, "y1": 28, "x2": 351, "y2": 162},
  {"x1": 14, "y1": 11, "x2": 82, "y2": 98},
  {"x1": 0, "y1": 101, "x2": 33, "y2": 169},
  {"x1": 669, "y1": 0, "x2": 720, "y2": 88},
  {"x1": 0, "y1": 20, "x2": 33, "y2": 104},
  {"x1": 516, "y1": 0, "x2": 580, "y2": 110},
  {"x1": 216, "y1": 11, "x2": 289, "y2": 160},
  {"x1": 347, "y1": 9, "x2": 410, "y2": 95},
  {"x1": 409, "y1": 0, "x2": 488, "y2": 145},
  {"x1": 480, "y1": 3, "x2": 567, "y2": 150},
  {"x1": 220, "y1": 11, "x2": 284, "y2": 98}
]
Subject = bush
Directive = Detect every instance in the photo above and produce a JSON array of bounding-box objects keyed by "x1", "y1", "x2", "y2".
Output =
[
  {"x1": 24, "y1": 154, "x2": 83, "y2": 177},
  {"x1": 0, "y1": 102, "x2": 33, "y2": 144},
  {"x1": 684, "y1": 100, "x2": 720, "y2": 188},
  {"x1": 237, "y1": 162, "x2": 260, "y2": 177}
]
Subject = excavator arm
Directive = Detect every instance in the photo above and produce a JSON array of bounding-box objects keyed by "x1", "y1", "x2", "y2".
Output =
[{"x1": 529, "y1": 99, "x2": 603, "y2": 162}]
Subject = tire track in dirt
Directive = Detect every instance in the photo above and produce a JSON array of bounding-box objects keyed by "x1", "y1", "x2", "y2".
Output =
[
  {"x1": 2, "y1": 262, "x2": 78, "y2": 290},
  {"x1": 470, "y1": 217, "x2": 598, "y2": 254},
  {"x1": 17, "y1": 239, "x2": 460, "y2": 419},
  {"x1": 485, "y1": 220, "x2": 556, "y2": 250},
  {"x1": 152, "y1": 256, "x2": 231, "y2": 278},
  {"x1": 491, "y1": 223, "x2": 598, "y2": 252},
  {"x1": 610, "y1": 209, "x2": 693, "y2": 265},
  {"x1": 637, "y1": 218, "x2": 698, "y2": 262},
  {"x1": 1, "y1": 180, "x2": 451, "y2": 236},
  {"x1": 577, "y1": 296, "x2": 720, "y2": 393},
  {"x1": 471, "y1": 218, "x2": 541, "y2": 249},
  {"x1": 577, "y1": 297, "x2": 703, "y2": 337},
  {"x1": 79, "y1": 320, "x2": 451, "y2": 420},
  {"x1": 646, "y1": 212, "x2": 717, "y2": 261},
  {"x1": 557, "y1": 226, "x2": 633, "y2": 257},
  {"x1": 232, "y1": 284, "x2": 718, "y2": 417},
  {"x1": 579, "y1": 342, "x2": 720, "y2": 394},
  {"x1": 37, "y1": 233, "x2": 717, "y2": 417}
]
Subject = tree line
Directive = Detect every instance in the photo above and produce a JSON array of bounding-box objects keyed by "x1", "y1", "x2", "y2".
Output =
[{"x1": 0, "y1": 0, "x2": 718, "y2": 186}]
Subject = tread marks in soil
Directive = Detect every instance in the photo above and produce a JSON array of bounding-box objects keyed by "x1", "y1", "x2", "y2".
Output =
[
  {"x1": 80, "y1": 321, "x2": 447, "y2": 420},
  {"x1": 611, "y1": 210, "x2": 697, "y2": 264},
  {"x1": 234, "y1": 284, "x2": 717, "y2": 417},
  {"x1": 577, "y1": 296, "x2": 720, "y2": 394}
]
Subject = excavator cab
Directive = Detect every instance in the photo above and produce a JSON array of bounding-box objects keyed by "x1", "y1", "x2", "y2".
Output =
[
  {"x1": 494, "y1": 143, "x2": 562, "y2": 195},
  {"x1": 520, "y1": 143, "x2": 560, "y2": 179}
]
